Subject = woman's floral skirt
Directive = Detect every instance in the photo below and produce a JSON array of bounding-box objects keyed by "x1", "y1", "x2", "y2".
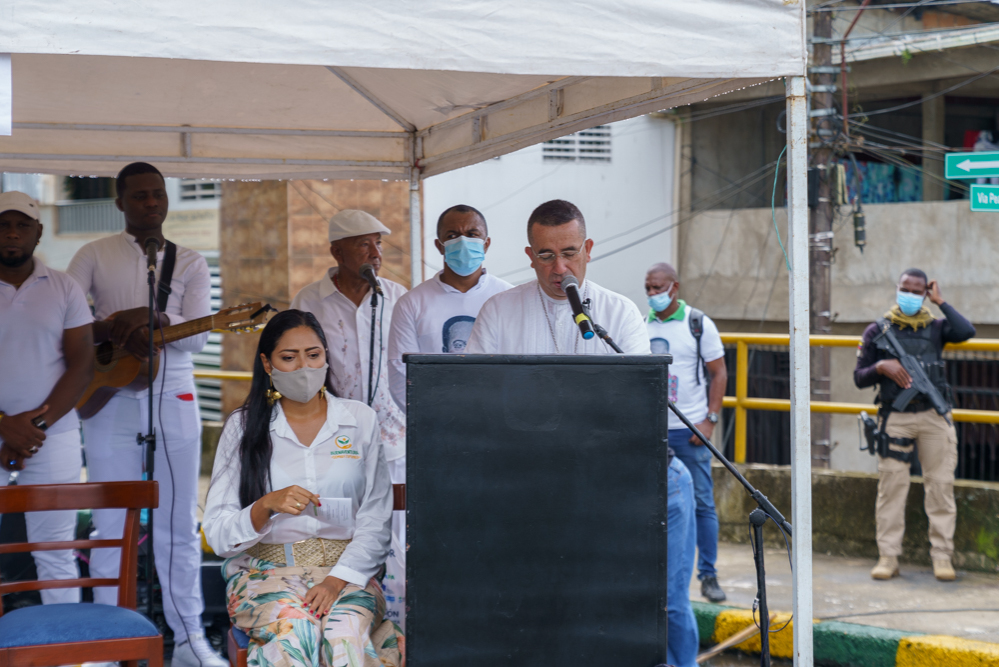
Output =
[{"x1": 223, "y1": 555, "x2": 404, "y2": 667}]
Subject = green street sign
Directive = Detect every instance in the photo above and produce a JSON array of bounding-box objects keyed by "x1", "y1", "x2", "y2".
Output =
[
  {"x1": 945, "y1": 151, "x2": 999, "y2": 180},
  {"x1": 970, "y1": 185, "x2": 999, "y2": 212}
]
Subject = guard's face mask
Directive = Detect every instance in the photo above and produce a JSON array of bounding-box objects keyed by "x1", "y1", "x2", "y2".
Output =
[
  {"x1": 443, "y1": 236, "x2": 486, "y2": 277},
  {"x1": 647, "y1": 284, "x2": 674, "y2": 313},
  {"x1": 270, "y1": 363, "x2": 329, "y2": 403},
  {"x1": 896, "y1": 290, "x2": 925, "y2": 317}
]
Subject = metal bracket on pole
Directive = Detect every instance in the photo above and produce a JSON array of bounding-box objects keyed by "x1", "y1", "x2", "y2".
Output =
[{"x1": 785, "y1": 74, "x2": 814, "y2": 667}]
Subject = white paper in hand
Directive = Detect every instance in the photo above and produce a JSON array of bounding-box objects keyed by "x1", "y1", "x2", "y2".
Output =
[{"x1": 315, "y1": 497, "x2": 354, "y2": 528}]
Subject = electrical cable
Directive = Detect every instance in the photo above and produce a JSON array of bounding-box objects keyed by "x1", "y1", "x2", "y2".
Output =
[
  {"x1": 819, "y1": 608, "x2": 999, "y2": 621},
  {"x1": 154, "y1": 294, "x2": 205, "y2": 667},
  {"x1": 811, "y1": 0, "x2": 994, "y2": 11},
  {"x1": 771, "y1": 146, "x2": 792, "y2": 272},
  {"x1": 367, "y1": 296, "x2": 386, "y2": 407},
  {"x1": 495, "y1": 158, "x2": 781, "y2": 279},
  {"x1": 748, "y1": 513, "x2": 795, "y2": 635},
  {"x1": 846, "y1": 64, "x2": 999, "y2": 118}
]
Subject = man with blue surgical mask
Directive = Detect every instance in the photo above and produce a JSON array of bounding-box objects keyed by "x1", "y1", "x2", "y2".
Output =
[
  {"x1": 645, "y1": 262, "x2": 728, "y2": 605},
  {"x1": 855, "y1": 269, "x2": 975, "y2": 582},
  {"x1": 387, "y1": 205, "x2": 511, "y2": 412}
]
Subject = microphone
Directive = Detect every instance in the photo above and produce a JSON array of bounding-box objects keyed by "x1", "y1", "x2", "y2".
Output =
[
  {"x1": 359, "y1": 263, "x2": 384, "y2": 296},
  {"x1": 561, "y1": 275, "x2": 595, "y2": 340},
  {"x1": 144, "y1": 237, "x2": 161, "y2": 272}
]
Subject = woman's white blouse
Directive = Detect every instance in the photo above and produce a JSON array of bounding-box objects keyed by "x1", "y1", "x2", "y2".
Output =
[{"x1": 203, "y1": 396, "x2": 393, "y2": 587}]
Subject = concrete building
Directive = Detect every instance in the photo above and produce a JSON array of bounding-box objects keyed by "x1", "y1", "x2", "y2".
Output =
[{"x1": 673, "y1": 1, "x2": 999, "y2": 478}]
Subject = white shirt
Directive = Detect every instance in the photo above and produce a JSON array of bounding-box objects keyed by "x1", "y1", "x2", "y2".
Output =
[
  {"x1": 467, "y1": 279, "x2": 651, "y2": 355},
  {"x1": 646, "y1": 302, "x2": 725, "y2": 429},
  {"x1": 66, "y1": 232, "x2": 212, "y2": 397},
  {"x1": 387, "y1": 270, "x2": 512, "y2": 412},
  {"x1": 203, "y1": 396, "x2": 392, "y2": 587},
  {"x1": 292, "y1": 268, "x2": 407, "y2": 461},
  {"x1": 0, "y1": 260, "x2": 93, "y2": 435}
]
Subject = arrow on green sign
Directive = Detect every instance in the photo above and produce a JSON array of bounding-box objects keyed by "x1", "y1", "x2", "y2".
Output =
[
  {"x1": 945, "y1": 151, "x2": 999, "y2": 180},
  {"x1": 955, "y1": 158, "x2": 999, "y2": 173},
  {"x1": 970, "y1": 185, "x2": 999, "y2": 212}
]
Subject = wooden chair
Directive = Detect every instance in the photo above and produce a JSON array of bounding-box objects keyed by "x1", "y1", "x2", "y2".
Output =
[
  {"x1": 227, "y1": 483, "x2": 406, "y2": 667},
  {"x1": 0, "y1": 481, "x2": 161, "y2": 667}
]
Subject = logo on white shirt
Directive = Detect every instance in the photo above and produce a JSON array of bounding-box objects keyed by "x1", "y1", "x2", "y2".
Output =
[{"x1": 332, "y1": 435, "x2": 359, "y2": 459}]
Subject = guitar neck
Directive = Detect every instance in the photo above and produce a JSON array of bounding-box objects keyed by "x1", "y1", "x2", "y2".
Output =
[{"x1": 159, "y1": 313, "x2": 217, "y2": 345}]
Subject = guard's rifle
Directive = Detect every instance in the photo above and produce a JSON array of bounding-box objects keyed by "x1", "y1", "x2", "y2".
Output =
[{"x1": 876, "y1": 322, "x2": 950, "y2": 419}]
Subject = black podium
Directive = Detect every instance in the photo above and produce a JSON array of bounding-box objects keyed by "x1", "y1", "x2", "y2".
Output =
[{"x1": 405, "y1": 354, "x2": 672, "y2": 667}]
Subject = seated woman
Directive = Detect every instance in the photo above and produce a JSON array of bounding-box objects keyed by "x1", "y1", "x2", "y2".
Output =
[{"x1": 204, "y1": 310, "x2": 403, "y2": 667}]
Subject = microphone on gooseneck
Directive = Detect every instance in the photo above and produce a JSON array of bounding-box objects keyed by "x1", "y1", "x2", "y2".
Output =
[
  {"x1": 359, "y1": 263, "x2": 384, "y2": 296},
  {"x1": 144, "y1": 237, "x2": 161, "y2": 273},
  {"x1": 561, "y1": 275, "x2": 595, "y2": 340}
]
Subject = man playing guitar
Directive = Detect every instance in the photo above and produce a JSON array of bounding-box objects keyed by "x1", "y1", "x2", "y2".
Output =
[{"x1": 67, "y1": 162, "x2": 226, "y2": 667}]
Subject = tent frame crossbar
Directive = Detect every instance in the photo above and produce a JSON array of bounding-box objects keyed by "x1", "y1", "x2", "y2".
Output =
[
  {"x1": 12, "y1": 122, "x2": 404, "y2": 138},
  {"x1": 0, "y1": 152, "x2": 408, "y2": 168}
]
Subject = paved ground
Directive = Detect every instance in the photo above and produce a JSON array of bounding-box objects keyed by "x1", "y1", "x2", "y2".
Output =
[{"x1": 694, "y1": 541, "x2": 999, "y2": 644}]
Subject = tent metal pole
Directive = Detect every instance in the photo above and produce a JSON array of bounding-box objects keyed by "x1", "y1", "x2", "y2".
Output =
[
  {"x1": 409, "y1": 135, "x2": 423, "y2": 287},
  {"x1": 785, "y1": 74, "x2": 813, "y2": 667}
]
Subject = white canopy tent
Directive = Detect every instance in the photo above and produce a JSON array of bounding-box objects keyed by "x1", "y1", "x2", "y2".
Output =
[{"x1": 0, "y1": 1, "x2": 813, "y2": 662}]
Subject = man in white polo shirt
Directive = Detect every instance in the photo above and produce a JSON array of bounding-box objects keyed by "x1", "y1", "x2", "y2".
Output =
[
  {"x1": 291, "y1": 210, "x2": 408, "y2": 534},
  {"x1": 388, "y1": 204, "x2": 511, "y2": 412},
  {"x1": 66, "y1": 163, "x2": 224, "y2": 667},
  {"x1": 0, "y1": 191, "x2": 94, "y2": 603},
  {"x1": 466, "y1": 200, "x2": 649, "y2": 355},
  {"x1": 645, "y1": 261, "x2": 728, "y2": 604}
]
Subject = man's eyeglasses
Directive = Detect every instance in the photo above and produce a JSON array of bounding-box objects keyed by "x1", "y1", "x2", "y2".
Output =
[{"x1": 533, "y1": 249, "x2": 581, "y2": 265}]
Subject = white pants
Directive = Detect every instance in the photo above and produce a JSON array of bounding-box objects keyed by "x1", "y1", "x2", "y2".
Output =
[
  {"x1": 0, "y1": 428, "x2": 83, "y2": 604},
  {"x1": 82, "y1": 391, "x2": 204, "y2": 642}
]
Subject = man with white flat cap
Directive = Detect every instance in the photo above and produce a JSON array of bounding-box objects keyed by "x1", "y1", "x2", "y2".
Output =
[{"x1": 292, "y1": 209, "x2": 408, "y2": 488}]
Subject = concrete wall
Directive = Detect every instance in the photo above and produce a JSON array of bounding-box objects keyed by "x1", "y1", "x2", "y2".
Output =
[
  {"x1": 714, "y1": 463, "x2": 999, "y2": 573},
  {"x1": 678, "y1": 199, "x2": 999, "y2": 326}
]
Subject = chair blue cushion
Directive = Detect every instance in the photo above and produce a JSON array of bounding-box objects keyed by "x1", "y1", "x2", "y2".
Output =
[
  {"x1": 232, "y1": 626, "x2": 250, "y2": 649},
  {"x1": 0, "y1": 603, "x2": 159, "y2": 648}
]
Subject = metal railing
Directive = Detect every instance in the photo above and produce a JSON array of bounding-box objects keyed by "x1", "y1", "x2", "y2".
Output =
[
  {"x1": 194, "y1": 333, "x2": 999, "y2": 465},
  {"x1": 721, "y1": 334, "x2": 999, "y2": 463}
]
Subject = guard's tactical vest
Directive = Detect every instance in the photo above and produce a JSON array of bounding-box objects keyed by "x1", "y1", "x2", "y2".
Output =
[{"x1": 873, "y1": 318, "x2": 951, "y2": 412}]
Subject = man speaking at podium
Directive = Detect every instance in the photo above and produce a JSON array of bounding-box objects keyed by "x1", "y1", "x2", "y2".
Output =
[
  {"x1": 466, "y1": 200, "x2": 699, "y2": 667},
  {"x1": 466, "y1": 199, "x2": 649, "y2": 355}
]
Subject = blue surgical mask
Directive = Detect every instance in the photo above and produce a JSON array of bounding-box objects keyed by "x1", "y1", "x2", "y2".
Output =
[
  {"x1": 443, "y1": 236, "x2": 486, "y2": 277},
  {"x1": 648, "y1": 288, "x2": 674, "y2": 313},
  {"x1": 896, "y1": 290, "x2": 925, "y2": 317}
]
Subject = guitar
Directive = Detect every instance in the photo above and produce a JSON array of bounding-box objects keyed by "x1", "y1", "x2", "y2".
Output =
[{"x1": 76, "y1": 302, "x2": 273, "y2": 419}]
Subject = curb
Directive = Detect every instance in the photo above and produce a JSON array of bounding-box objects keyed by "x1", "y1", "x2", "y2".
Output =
[{"x1": 691, "y1": 601, "x2": 999, "y2": 666}]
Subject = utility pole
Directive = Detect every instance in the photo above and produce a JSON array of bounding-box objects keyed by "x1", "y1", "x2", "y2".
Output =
[{"x1": 808, "y1": 8, "x2": 835, "y2": 468}]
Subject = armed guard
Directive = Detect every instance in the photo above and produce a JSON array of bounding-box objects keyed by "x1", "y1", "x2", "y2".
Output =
[{"x1": 854, "y1": 269, "x2": 975, "y2": 582}]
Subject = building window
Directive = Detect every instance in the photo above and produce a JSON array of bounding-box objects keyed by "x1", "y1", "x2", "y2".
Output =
[
  {"x1": 180, "y1": 179, "x2": 222, "y2": 201},
  {"x1": 542, "y1": 126, "x2": 612, "y2": 163}
]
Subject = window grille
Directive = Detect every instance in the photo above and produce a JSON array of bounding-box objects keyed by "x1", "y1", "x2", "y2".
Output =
[
  {"x1": 180, "y1": 179, "x2": 221, "y2": 201},
  {"x1": 542, "y1": 126, "x2": 612, "y2": 162}
]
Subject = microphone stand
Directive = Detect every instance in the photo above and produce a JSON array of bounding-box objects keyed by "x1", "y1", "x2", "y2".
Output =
[
  {"x1": 589, "y1": 308, "x2": 790, "y2": 667},
  {"x1": 582, "y1": 299, "x2": 624, "y2": 354},
  {"x1": 136, "y1": 253, "x2": 158, "y2": 620},
  {"x1": 367, "y1": 288, "x2": 378, "y2": 406}
]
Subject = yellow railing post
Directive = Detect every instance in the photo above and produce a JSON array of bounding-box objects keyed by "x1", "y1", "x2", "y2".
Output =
[{"x1": 735, "y1": 340, "x2": 748, "y2": 463}]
